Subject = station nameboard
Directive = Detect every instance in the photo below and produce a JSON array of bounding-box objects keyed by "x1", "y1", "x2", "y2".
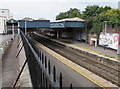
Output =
[{"x1": 50, "y1": 22, "x2": 65, "y2": 28}]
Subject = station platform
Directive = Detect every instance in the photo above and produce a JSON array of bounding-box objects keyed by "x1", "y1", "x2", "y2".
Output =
[
  {"x1": 1, "y1": 34, "x2": 32, "y2": 88},
  {"x1": 35, "y1": 32, "x2": 120, "y2": 62},
  {"x1": 58, "y1": 39, "x2": 118, "y2": 59},
  {"x1": 34, "y1": 32, "x2": 119, "y2": 88}
]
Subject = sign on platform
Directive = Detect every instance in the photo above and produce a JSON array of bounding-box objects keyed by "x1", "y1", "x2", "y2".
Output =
[
  {"x1": 50, "y1": 22, "x2": 65, "y2": 28},
  {"x1": 99, "y1": 33, "x2": 119, "y2": 50}
]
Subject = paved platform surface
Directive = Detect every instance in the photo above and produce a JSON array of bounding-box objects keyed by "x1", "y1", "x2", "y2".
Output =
[
  {"x1": 35, "y1": 32, "x2": 119, "y2": 61},
  {"x1": 60, "y1": 39, "x2": 118, "y2": 58},
  {"x1": 1, "y1": 35, "x2": 32, "y2": 88}
]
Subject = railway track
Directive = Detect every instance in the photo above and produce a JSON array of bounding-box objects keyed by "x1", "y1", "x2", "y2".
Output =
[{"x1": 29, "y1": 33, "x2": 120, "y2": 87}]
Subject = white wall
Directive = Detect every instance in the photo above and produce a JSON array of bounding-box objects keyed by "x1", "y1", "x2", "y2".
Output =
[
  {"x1": 0, "y1": 9, "x2": 10, "y2": 20},
  {"x1": 0, "y1": 17, "x2": 5, "y2": 34},
  {"x1": 0, "y1": 9, "x2": 10, "y2": 34}
]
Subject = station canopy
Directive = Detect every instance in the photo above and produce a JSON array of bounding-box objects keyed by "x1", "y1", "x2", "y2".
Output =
[
  {"x1": 7, "y1": 19, "x2": 18, "y2": 24},
  {"x1": 50, "y1": 17, "x2": 85, "y2": 28},
  {"x1": 19, "y1": 17, "x2": 50, "y2": 28}
]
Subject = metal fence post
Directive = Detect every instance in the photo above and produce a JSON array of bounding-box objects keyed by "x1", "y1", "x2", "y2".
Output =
[
  {"x1": 38, "y1": 49, "x2": 40, "y2": 58},
  {"x1": 46, "y1": 78, "x2": 48, "y2": 89},
  {"x1": 53, "y1": 66, "x2": 56, "y2": 82},
  {"x1": 60, "y1": 73, "x2": 62, "y2": 89},
  {"x1": 45, "y1": 56, "x2": 47, "y2": 68},
  {"x1": 42, "y1": 53, "x2": 44, "y2": 64},
  {"x1": 48, "y1": 60, "x2": 51, "y2": 74},
  {"x1": 70, "y1": 84, "x2": 73, "y2": 89}
]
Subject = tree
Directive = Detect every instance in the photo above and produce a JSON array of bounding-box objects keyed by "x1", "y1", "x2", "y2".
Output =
[
  {"x1": 81, "y1": 5, "x2": 112, "y2": 36},
  {"x1": 82, "y1": 5, "x2": 99, "y2": 19},
  {"x1": 56, "y1": 8, "x2": 81, "y2": 20},
  {"x1": 55, "y1": 5, "x2": 119, "y2": 37},
  {"x1": 99, "y1": 9, "x2": 120, "y2": 32},
  {"x1": 90, "y1": 19, "x2": 103, "y2": 38},
  {"x1": 82, "y1": 5, "x2": 111, "y2": 19}
]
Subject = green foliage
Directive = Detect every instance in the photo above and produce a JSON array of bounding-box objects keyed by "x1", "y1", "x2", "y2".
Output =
[
  {"x1": 82, "y1": 5, "x2": 111, "y2": 19},
  {"x1": 90, "y1": 20, "x2": 103, "y2": 37},
  {"x1": 56, "y1": 5, "x2": 120, "y2": 36},
  {"x1": 56, "y1": 8, "x2": 81, "y2": 20},
  {"x1": 99, "y1": 9, "x2": 120, "y2": 24}
]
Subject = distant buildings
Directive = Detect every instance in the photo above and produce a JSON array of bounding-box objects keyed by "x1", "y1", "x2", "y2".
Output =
[{"x1": 0, "y1": 9, "x2": 12, "y2": 34}]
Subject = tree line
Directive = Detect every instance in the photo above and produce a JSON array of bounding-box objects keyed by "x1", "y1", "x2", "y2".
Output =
[{"x1": 56, "y1": 5, "x2": 120, "y2": 38}]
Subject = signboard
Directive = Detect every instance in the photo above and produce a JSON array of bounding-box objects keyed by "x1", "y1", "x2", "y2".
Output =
[
  {"x1": 99, "y1": 33, "x2": 119, "y2": 50},
  {"x1": 50, "y1": 22, "x2": 65, "y2": 28}
]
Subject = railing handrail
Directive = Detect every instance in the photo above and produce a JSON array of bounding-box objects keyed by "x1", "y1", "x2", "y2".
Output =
[{"x1": 20, "y1": 31, "x2": 61, "y2": 88}]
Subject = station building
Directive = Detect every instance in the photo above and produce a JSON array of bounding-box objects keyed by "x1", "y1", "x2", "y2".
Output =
[
  {"x1": 49, "y1": 17, "x2": 86, "y2": 41},
  {"x1": 18, "y1": 17, "x2": 86, "y2": 42},
  {"x1": 0, "y1": 9, "x2": 12, "y2": 34},
  {"x1": 6, "y1": 19, "x2": 18, "y2": 34}
]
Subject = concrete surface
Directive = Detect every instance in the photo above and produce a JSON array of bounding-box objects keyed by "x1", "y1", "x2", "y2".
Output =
[
  {"x1": 0, "y1": 34, "x2": 12, "y2": 89},
  {"x1": 36, "y1": 40, "x2": 119, "y2": 88},
  {"x1": 2, "y1": 35, "x2": 20, "y2": 87},
  {"x1": 19, "y1": 38, "x2": 32, "y2": 87},
  {"x1": 71, "y1": 41, "x2": 118, "y2": 58},
  {"x1": 0, "y1": 34, "x2": 12, "y2": 47},
  {"x1": 1, "y1": 35, "x2": 32, "y2": 88}
]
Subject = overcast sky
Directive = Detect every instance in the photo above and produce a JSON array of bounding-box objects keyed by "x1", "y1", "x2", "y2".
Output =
[{"x1": 0, "y1": 0, "x2": 119, "y2": 21}]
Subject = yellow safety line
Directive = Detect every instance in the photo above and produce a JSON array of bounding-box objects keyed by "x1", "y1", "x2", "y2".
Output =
[
  {"x1": 34, "y1": 32, "x2": 119, "y2": 61},
  {"x1": 35, "y1": 42, "x2": 106, "y2": 89},
  {"x1": 68, "y1": 44, "x2": 120, "y2": 60}
]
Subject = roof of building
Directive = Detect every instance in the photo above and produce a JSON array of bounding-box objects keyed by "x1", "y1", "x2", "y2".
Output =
[
  {"x1": 20, "y1": 17, "x2": 34, "y2": 21},
  {"x1": 54, "y1": 17, "x2": 84, "y2": 22},
  {"x1": 7, "y1": 19, "x2": 18, "y2": 24},
  {"x1": 0, "y1": 9, "x2": 9, "y2": 10},
  {"x1": 38, "y1": 18, "x2": 49, "y2": 21}
]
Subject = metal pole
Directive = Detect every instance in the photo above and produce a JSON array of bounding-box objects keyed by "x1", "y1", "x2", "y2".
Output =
[
  {"x1": 12, "y1": 23, "x2": 15, "y2": 40},
  {"x1": 60, "y1": 73, "x2": 62, "y2": 89},
  {"x1": 18, "y1": 22, "x2": 20, "y2": 35},
  {"x1": 53, "y1": 66, "x2": 56, "y2": 82},
  {"x1": 13, "y1": 55, "x2": 30, "y2": 87},
  {"x1": 25, "y1": 20, "x2": 27, "y2": 35},
  {"x1": 117, "y1": 28, "x2": 120, "y2": 55},
  {"x1": 57, "y1": 31, "x2": 59, "y2": 39},
  {"x1": 104, "y1": 21, "x2": 107, "y2": 49},
  {"x1": 105, "y1": 21, "x2": 107, "y2": 34}
]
